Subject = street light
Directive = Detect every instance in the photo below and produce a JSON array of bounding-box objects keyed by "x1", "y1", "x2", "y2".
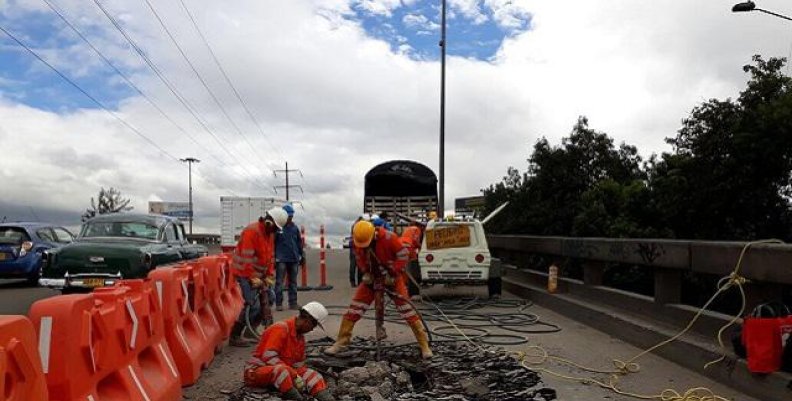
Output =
[
  {"x1": 732, "y1": 1, "x2": 792, "y2": 22},
  {"x1": 180, "y1": 157, "x2": 200, "y2": 234}
]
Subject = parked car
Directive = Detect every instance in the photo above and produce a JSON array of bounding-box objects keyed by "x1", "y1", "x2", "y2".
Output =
[
  {"x1": 0, "y1": 223, "x2": 75, "y2": 284},
  {"x1": 39, "y1": 213, "x2": 208, "y2": 292}
]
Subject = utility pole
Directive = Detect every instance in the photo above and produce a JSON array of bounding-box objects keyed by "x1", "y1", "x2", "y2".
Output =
[
  {"x1": 180, "y1": 157, "x2": 200, "y2": 234},
  {"x1": 439, "y1": 0, "x2": 447, "y2": 216},
  {"x1": 274, "y1": 162, "x2": 303, "y2": 201}
]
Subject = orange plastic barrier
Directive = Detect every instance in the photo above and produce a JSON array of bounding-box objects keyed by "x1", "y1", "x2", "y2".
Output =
[
  {"x1": 29, "y1": 281, "x2": 181, "y2": 401},
  {"x1": 0, "y1": 316, "x2": 48, "y2": 401},
  {"x1": 198, "y1": 255, "x2": 242, "y2": 340},
  {"x1": 185, "y1": 261, "x2": 223, "y2": 350},
  {"x1": 148, "y1": 266, "x2": 214, "y2": 386},
  {"x1": 219, "y1": 253, "x2": 244, "y2": 318}
]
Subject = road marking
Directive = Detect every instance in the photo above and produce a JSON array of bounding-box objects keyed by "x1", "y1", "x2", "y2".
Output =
[{"x1": 38, "y1": 317, "x2": 52, "y2": 374}]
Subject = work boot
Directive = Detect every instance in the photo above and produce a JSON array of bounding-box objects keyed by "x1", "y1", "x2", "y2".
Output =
[
  {"x1": 314, "y1": 390, "x2": 336, "y2": 401},
  {"x1": 324, "y1": 318, "x2": 356, "y2": 355},
  {"x1": 408, "y1": 320, "x2": 433, "y2": 359},
  {"x1": 230, "y1": 322, "x2": 255, "y2": 347},
  {"x1": 282, "y1": 388, "x2": 305, "y2": 401},
  {"x1": 376, "y1": 325, "x2": 388, "y2": 341}
]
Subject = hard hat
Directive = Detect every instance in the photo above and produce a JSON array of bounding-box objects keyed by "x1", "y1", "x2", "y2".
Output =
[
  {"x1": 282, "y1": 204, "x2": 295, "y2": 217},
  {"x1": 266, "y1": 207, "x2": 289, "y2": 229},
  {"x1": 352, "y1": 220, "x2": 375, "y2": 248},
  {"x1": 370, "y1": 214, "x2": 380, "y2": 221},
  {"x1": 428, "y1": 211, "x2": 438, "y2": 220},
  {"x1": 301, "y1": 301, "x2": 328, "y2": 328}
]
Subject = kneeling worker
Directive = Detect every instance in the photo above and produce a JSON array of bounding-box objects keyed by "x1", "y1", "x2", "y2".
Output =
[{"x1": 244, "y1": 302, "x2": 334, "y2": 401}]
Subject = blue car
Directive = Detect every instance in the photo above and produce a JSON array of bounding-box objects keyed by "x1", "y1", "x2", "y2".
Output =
[{"x1": 0, "y1": 223, "x2": 75, "y2": 284}]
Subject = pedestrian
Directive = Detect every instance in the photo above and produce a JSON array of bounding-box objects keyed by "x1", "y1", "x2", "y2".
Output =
[
  {"x1": 275, "y1": 204, "x2": 304, "y2": 311},
  {"x1": 324, "y1": 220, "x2": 433, "y2": 359},
  {"x1": 230, "y1": 207, "x2": 289, "y2": 347},
  {"x1": 244, "y1": 302, "x2": 335, "y2": 401}
]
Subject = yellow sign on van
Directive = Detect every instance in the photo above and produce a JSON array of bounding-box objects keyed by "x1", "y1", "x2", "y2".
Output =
[{"x1": 425, "y1": 225, "x2": 471, "y2": 250}]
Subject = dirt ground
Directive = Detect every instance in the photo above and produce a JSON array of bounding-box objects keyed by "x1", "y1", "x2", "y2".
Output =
[{"x1": 183, "y1": 249, "x2": 757, "y2": 401}]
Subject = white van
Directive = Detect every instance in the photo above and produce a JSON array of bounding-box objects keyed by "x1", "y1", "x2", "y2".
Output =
[{"x1": 418, "y1": 219, "x2": 502, "y2": 298}]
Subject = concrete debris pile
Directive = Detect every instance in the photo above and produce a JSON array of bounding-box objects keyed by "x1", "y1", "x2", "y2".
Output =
[{"x1": 226, "y1": 338, "x2": 557, "y2": 401}]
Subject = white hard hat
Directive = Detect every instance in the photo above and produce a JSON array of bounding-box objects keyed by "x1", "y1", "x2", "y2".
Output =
[
  {"x1": 360, "y1": 213, "x2": 371, "y2": 221},
  {"x1": 301, "y1": 301, "x2": 328, "y2": 328},
  {"x1": 370, "y1": 214, "x2": 380, "y2": 221},
  {"x1": 266, "y1": 207, "x2": 289, "y2": 229}
]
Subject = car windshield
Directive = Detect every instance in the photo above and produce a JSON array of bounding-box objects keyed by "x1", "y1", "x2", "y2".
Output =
[
  {"x1": 81, "y1": 221, "x2": 159, "y2": 240},
  {"x1": 0, "y1": 227, "x2": 30, "y2": 245}
]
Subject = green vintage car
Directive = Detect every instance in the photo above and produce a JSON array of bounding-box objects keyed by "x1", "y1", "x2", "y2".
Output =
[{"x1": 39, "y1": 213, "x2": 208, "y2": 292}]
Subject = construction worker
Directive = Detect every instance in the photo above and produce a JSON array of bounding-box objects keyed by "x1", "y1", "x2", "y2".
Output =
[
  {"x1": 230, "y1": 207, "x2": 289, "y2": 347},
  {"x1": 400, "y1": 222, "x2": 424, "y2": 300},
  {"x1": 245, "y1": 302, "x2": 334, "y2": 401},
  {"x1": 325, "y1": 221, "x2": 433, "y2": 359},
  {"x1": 275, "y1": 204, "x2": 304, "y2": 311}
]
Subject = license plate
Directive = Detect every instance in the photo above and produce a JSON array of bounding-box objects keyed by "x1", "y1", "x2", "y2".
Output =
[{"x1": 82, "y1": 278, "x2": 105, "y2": 287}]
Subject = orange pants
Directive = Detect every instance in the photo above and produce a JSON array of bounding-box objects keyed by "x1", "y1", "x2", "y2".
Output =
[
  {"x1": 343, "y1": 276, "x2": 419, "y2": 323},
  {"x1": 244, "y1": 364, "x2": 327, "y2": 396}
]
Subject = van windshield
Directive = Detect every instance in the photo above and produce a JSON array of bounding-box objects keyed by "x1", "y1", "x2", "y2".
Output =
[{"x1": 424, "y1": 223, "x2": 477, "y2": 250}]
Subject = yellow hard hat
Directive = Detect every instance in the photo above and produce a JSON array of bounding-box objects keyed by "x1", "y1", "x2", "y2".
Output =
[
  {"x1": 428, "y1": 211, "x2": 438, "y2": 220},
  {"x1": 352, "y1": 220, "x2": 375, "y2": 248}
]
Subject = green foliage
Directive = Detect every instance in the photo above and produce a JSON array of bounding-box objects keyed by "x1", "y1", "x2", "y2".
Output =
[
  {"x1": 483, "y1": 55, "x2": 792, "y2": 241},
  {"x1": 82, "y1": 187, "x2": 134, "y2": 222}
]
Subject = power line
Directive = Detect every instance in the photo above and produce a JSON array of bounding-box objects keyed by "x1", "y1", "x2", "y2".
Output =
[
  {"x1": 40, "y1": 0, "x2": 262, "y2": 192},
  {"x1": 273, "y1": 162, "x2": 303, "y2": 201},
  {"x1": 176, "y1": 0, "x2": 286, "y2": 163},
  {"x1": 0, "y1": 22, "x2": 240, "y2": 197},
  {"x1": 140, "y1": 0, "x2": 270, "y2": 172},
  {"x1": 90, "y1": 0, "x2": 270, "y2": 190}
]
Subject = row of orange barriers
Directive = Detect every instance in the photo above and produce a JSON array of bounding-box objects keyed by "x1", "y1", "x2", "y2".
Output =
[{"x1": 0, "y1": 254, "x2": 243, "y2": 401}]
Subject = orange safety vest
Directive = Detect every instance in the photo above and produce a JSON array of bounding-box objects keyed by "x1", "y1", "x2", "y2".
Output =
[
  {"x1": 249, "y1": 317, "x2": 306, "y2": 369},
  {"x1": 400, "y1": 226, "x2": 423, "y2": 261},
  {"x1": 232, "y1": 221, "x2": 275, "y2": 278},
  {"x1": 354, "y1": 227, "x2": 409, "y2": 276}
]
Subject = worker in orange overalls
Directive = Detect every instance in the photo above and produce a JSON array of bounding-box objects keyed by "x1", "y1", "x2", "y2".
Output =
[
  {"x1": 324, "y1": 221, "x2": 433, "y2": 359},
  {"x1": 400, "y1": 222, "x2": 425, "y2": 300},
  {"x1": 230, "y1": 207, "x2": 289, "y2": 347},
  {"x1": 244, "y1": 302, "x2": 334, "y2": 401}
]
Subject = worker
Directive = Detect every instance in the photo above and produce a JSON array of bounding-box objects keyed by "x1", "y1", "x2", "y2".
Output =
[
  {"x1": 245, "y1": 302, "x2": 334, "y2": 401},
  {"x1": 230, "y1": 207, "x2": 289, "y2": 347},
  {"x1": 324, "y1": 221, "x2": 433, "y2": 359},
  {"x1": 275, "y1": 204, "x2": 304, "y2": 311},
  {"x1": 400, "y1": 222, "x2": 424, "y2": 300}
]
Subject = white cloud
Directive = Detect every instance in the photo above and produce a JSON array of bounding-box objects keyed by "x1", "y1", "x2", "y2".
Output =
[
  {"x1": 0, "y1": 0, "x2": 790, "y2": 245},
  {"x1": 484, "y1": 0, "x2": 530, "y2": 29},
  {"x1": 450, "y1": 0, "x2": 488, "y2": 25},
  {"x1": 403, "y1": 13, "x2": 440, "y2": 31}
]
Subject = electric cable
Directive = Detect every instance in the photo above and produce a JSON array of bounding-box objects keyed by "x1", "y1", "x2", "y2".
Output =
[
  {"x1": 90, "y1": 0, "x2": 270, "y2": 190},
  {"x1": 40, "y1": 0, "x2": 257, "y2": 193},
  {"x1": 140, "y1": 0, "x2": 270, "y2": 172}
]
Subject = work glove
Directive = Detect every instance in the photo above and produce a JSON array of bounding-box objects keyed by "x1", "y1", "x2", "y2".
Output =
[
  {"x1": 362, "y1": 273, "x2": 373, "y2": 286},
  {"x1": 384, "y1": 275, "x2": 395, "y2": 287},
  {"x1": 250, "y1": 277, "x2": 264, "y2": 288},
  {"x1": 264, "y1": 275, "x2": 276, "y2": 288},
  {"x1": 293, "y1": 375, "x2": 305, "y2": 391}
]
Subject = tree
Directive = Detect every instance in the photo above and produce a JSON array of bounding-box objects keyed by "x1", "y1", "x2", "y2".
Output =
[
  {"x1": 82, "y1": 187, "x2": 134, "y2": 222},
  {"x1": 650, "y1": 55, "x2": 792, "y2": 240}
]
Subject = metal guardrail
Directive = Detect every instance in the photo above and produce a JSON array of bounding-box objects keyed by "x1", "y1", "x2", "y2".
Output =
[{"x1": 487, "y1": 235, "x2": 791, "y2": 306}]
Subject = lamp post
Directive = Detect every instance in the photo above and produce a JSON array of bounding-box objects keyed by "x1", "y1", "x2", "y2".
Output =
[
  {"x1": 732, "y1": 1, "x2": 792, "y2": 22},
  {"x1": 180, "y1": 157, "x2": 200, "y2": 234},
  {"x1": 439, "y1": 0, "x2": 447, "y2": 217}
]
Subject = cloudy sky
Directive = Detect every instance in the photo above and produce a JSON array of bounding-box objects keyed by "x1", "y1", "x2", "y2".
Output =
[{"x1": 1, "y1": 0, "x2": 791, "y2": 244}]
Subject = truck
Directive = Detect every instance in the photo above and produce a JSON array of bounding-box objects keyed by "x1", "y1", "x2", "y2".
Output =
[
  {"x1": 220, "y1": 196, "x2": 285, "y2": 252},
  {"x1": 363, "y1": 160, "x2": 439, "y2": 229}
]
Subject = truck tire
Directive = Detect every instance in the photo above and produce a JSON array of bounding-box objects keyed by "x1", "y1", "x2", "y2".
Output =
[
  {"x1": 488, "y1": 258, "x2": 502, "y2": 299},
  {"x1": 407, "y1": 260, "x2": 421, "y2": 297}
]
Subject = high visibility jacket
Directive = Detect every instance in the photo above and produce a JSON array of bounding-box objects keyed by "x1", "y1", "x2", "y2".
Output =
[
  {"x1": 400, "y1": 226, "x2": 423, "y2": 261},
  {"x1": 232, "y1": 221, "x2": 275, "y2": 279},
  {"x1": 354, "y1": 227, "x2": 409, "y2": 276},
  {"x1": 249, "y1": 317, "x2": 306, "y2": 369}
]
